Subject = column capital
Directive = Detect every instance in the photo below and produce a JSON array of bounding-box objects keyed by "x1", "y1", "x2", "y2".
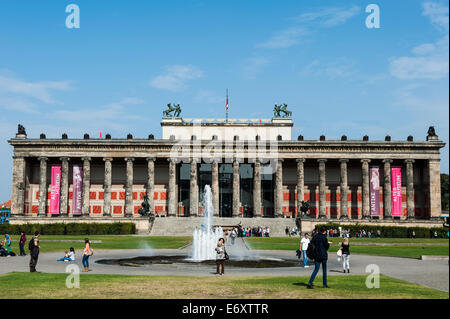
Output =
[
  {"x1": 317, "y1": 159, "x2": 327, "y2": 163},
  {"x1": 124, "y1": 157, "x2": 135, "y2": 162},
  {"x1": 190, "y1": 158, "x2": 199, "y2": 164},
  {"x1": 81, "y1": 156, "x2": 91, "y2": 162},
  {"x1": 404, "y1": 159, "x2": 415, "y2": 164},
  {"x1": 103, "y1": 157, "x2": 113, "y2": 162},
  {"x1": 382, "y1": 159, "x2": 393, "y2": 164},
  {"x1": 278, "y1": 158, "x2": 284, "y2": 163},
  {"x1": 360, "y1": 159, "x2": 371, "y2": 163},
  {"x1": 296, "y1": 158, "x2": 305, "y2": 163},
  {"x1": 167, "y1": 157, "x2": 177, "y2": 164},
  {"x1": 59, "y1": 157, "x2": 70, "y2": 162},
  {"x1": 38, "y1": 156, "x2": 48, "y2": 162},
  {"x1": 339, "y1": 159, "x2": 349, "y2": 163},
  {"x1": 146, "y1": 157, "x2": 156, "y2": 162}
]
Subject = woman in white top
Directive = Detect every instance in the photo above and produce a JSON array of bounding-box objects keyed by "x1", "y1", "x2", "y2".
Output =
[{"x1": 57, "y1": 247, "x2": 75, "y2": 262}]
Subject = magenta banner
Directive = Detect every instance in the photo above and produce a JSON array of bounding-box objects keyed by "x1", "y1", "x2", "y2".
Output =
[
  {"x1": 391, "y1": 166, "x2": 402, "y2": 217},
  {"x1": 49, "y1": 165, "x2": 61, "y2": 215},
  {"x1": 72, "y1": 165, "x2": 83, "y2": 215},
  {"x1": 369, "y1": 166, "x2": 381, "y2": 216}
]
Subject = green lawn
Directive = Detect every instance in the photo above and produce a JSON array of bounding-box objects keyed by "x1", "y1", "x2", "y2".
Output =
[
  {"x1": 0, "y1": 272, "x2": 447, "y2": 299},
  {"x1": 7, "y1": 235, "x2": 191, "y2": 253},
  {"x1": 245, "y1": 237, "x2": 449, "y2": 258}
]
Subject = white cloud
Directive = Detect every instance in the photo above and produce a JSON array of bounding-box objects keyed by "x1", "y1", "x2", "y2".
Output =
[
  {"x1": 149, "y1": 65, "x2": 204, "y2": 91},
  {"x1": 389, "y1": 2, "x2": 449, "y2": 80},
  {"x1": 296, "y1": 5, "x2": 361, "y2": 27},
  {"x1": 300, "y1": 58, "x2": 358, "y2": 79},
  {"x1": 257, "y1": 27, "x2": 307, "y2": 49},
  {"x1": 422, "y1": 1, "x2": 449, "y2": 31},
  {"x1": 0, "y1": 74, "x2": 70, "y2": 104}
]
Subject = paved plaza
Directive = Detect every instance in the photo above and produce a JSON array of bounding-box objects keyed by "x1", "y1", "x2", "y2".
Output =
[{"x1": 0, "y1": 240, "x2": 448, "y2": 293}]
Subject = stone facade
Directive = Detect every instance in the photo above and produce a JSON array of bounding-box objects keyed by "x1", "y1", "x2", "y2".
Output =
[{"x1": 8, "y1": 118, "x2": 446, "y2": 234}]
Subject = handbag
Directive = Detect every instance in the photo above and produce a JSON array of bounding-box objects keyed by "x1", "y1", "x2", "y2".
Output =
[
  {"x1": 224, "y1": 251, "x2": 229, "y2": 260},
  {"x1": 336, "y1": 248, "x2": 342, "y2": 257},
  {"x1": 89, "y1": 248, "x2": 94, "y2": 256}
]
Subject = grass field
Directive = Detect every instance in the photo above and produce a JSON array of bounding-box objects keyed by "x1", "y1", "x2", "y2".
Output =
[
  {"x1": 6, "y1": 235, "x2": 191, "y2": 253},
  {"x1": 245, "y1": 237, "x2": 449, "y2": 258},
  {"x1": 0, "y1": 272, "x2": 447, "y2": 299}
]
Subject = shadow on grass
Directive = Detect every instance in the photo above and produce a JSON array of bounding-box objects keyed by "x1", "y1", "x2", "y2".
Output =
[{"x1": 292, "y1": 282, "x2": 309, "y2": 287}]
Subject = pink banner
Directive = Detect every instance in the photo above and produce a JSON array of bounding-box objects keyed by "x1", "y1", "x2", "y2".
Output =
[
  {"x1": 72, "y1": 165, "x2": 83, "y2": 215},
  {"x1": 370, "y1": 166, "x2": 381, "y2": 216},
  {"x1": 391, "y1": 167, "x2": 402, "y2": 217},
  {"x1": 49, "y1": 165, "x2": 61, "y2": 215}
]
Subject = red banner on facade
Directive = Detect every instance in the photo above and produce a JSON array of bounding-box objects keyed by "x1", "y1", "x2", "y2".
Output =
[
  {"x1": 49, "y1": 165, "x2": 61, "y2": 215},
  {"x1": 72, "y1": 165, "x2": 83, "y2": 215},
  {"x1": 370, "y1": 166, "x2": 380, "y2": 216},
  {"x1": 391, "y1": 166, "x2": 402, "y2": 217}
]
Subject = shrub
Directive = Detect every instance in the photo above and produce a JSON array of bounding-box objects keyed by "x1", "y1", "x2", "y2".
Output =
[{"x1": 0, "y1": 222, "x2": 136, "y2": 235}]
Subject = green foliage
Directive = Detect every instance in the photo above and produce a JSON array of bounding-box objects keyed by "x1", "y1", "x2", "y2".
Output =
[
  {"x1": 315, "y1": 223, "x2": 448, "y2": 238},
  {"x1": 0, "y1": 222, "x2": 136, "y2": 235}
]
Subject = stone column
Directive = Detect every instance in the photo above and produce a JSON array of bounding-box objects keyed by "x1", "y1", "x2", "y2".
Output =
[
  {"x1": 190, "y1": 159, "x2": 199, "y2": 216},
  {"x1": 38, "y1": 157, "x2": 48, "y2": 216},
  {"x1": 212, "y1": 160, "x2": 219, "y2": 216},
  {"x1": 103, "y1": 158, "x2": 113, "y2": 216},
  {"x1": 253, "y1": 160, "x2": 261, "y2": 217},
  {"x1": 11, "y1": 156, "x2": 26, "y2": 216},
  {"x1": 405, "y1": 159, "x2": 415, "y2": 219},
  {"x1": 168, "y1": 159, "x2": 177, "y2": 217},
  {"x1": 427, "y1": 159, "x2": 441, "y2": 220},
  {"x1": 361, "y1": 159, "x2": 371, "y2": 219},
  {"x1": 275, "y1": 159, "x2": 284, "y2": 218},
  {"x1": 339, "y1": 159, "x2": 349, "y2": 219},
  {"x1": 81, "y1": 157, "x2": 91, "y2": 216},
  {"x1": 296, "y1": 159, "x2": 305, "y2": 218},
  {"x1": 124, "y1": 158, "x2": 134, "y2": 217},
  {"x1": 232, "y1": 160, "x2": 240, "y2": 217},
  {"x1": 59, "y1": 157, "x2": 70, "y2": 216},
  {"x1": 318, "y1": 159, "x2": 327, "y2": 219},
  {"x1": 146, "y1": 157, "x2": 155, "y2": 216},
  {"x1": 383, "y1": 159, "x2": 393, "y2": 219}
]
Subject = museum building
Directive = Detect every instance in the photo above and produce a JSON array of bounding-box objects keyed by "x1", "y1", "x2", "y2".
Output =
[{"x1": 8, "y1": 116, "x2": 445, "y2": 234}]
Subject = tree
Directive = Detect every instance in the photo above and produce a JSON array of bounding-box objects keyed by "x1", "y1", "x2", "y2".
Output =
[{"x1": 441, "y1": 174, "x2": 449, "y2": 211}]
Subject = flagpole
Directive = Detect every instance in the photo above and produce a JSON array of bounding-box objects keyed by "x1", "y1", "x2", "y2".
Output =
[{"x1": 226, "y1": 88, "x2": 228, "y2": 123}]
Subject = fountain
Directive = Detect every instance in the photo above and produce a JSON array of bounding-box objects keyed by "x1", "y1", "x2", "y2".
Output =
[
  {"x1": 96, "y1": 186, "x2": 299, "y2": 269},
  {"x1": 191, "y1": 185, "x2": 223, "y2": 261}
]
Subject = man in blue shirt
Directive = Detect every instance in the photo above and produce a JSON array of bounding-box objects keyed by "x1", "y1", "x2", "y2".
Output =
[{"x1": 307, "y1": 226, "x2": 332, "y2": 289}]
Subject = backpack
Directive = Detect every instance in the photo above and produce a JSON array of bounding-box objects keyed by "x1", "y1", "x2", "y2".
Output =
[
  {"x1": 28, "y1": 238, "x2": 35, "y2": 252},
  {"x1": 306, "y1": 241, "x2": 317, "y2": 260}
]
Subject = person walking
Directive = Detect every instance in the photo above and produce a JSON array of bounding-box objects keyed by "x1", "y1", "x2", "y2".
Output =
[
  {"x1": 82, "y1": 238, "x2": 92, "y2": 272},
  {"x1": 19, "y1": 231, "x2": 27, "y2": 256},
  {"x1": 29, "y1": 231, "x2": 40, "y2": 272},
  {"x1": 307, "y1": 226, "x2": 332, "y2": 289},
  {"x1": 300, "y1": 233, "x2": 310, "y2": 268},
  {"x1": 340, "y1": 238, "x2": 351, "y2": 273},
  {"x1": 215, "y1": 238, "x2": 227, "y2": 275}
]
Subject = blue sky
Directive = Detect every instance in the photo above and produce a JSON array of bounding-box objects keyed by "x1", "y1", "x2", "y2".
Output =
[{"x1": 0, "y1": 0, "x2": 448, "y2": 202}]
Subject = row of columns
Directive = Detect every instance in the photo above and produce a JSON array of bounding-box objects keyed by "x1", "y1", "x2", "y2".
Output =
[
  {"x1": 34, "y1": 157, "x2": 157, "y2": 217},
  {"x1": 12, "y1": 156, "x2": 436, "y2": 219}
]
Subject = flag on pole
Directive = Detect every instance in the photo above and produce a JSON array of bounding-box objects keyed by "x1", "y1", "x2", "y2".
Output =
[
  {"x1": 100, "y1": 132, "x2": 102, "y2": 138},
  {"x1": 226, "y1": 89, "x2": 229, "y2": 114}
]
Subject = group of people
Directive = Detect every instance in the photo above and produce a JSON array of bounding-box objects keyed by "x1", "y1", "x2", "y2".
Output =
[
  {"x1": 298, "y1": 227, "x2": 352, "y2": 288},
  {"x1": 285, "y1": 226, "x2": 299, "y2": 237},
  {"x1": 318, "y1": 228, "x2": 381, "y2": 239},
  {"x1": 0, "y1": 232, "x2": 28, "y2": 257},
  {"x1": 0, "y1": 230, "x2": 94, "y2": 273}
]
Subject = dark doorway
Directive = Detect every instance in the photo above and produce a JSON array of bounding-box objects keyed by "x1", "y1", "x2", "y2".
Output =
[{"x1": 219, "y1": 164, "x2": 233, "y2": 217}]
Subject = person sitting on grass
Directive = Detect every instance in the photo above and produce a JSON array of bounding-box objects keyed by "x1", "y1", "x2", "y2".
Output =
[
  {"x1": 0, "y1": 241, "x2": 9, "y2": 256},
  {"x1": 57, "y1": 247, "x2": 75, "y2": 262}
]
